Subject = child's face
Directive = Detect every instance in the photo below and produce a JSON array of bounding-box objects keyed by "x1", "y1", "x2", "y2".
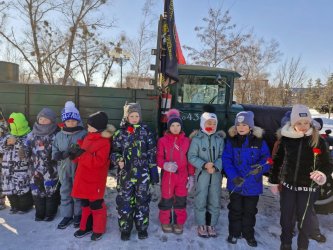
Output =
[
  {"x1": 87, "y1": 124, "x2": 97, "y2": 133},
  {"x1": 236, "y1": 123, "x2": 251, "y2": 135},
  {"x1": 65, "y1": 119, "x2": 78, "y2": 128},
  {"x1": 38, "y1": 117, "x2": 51, "y2": 125},
  {"x1": 294, "y1": 119, "x2": 311, "y2": 134},
  {"x1": 169, "y1": 122, "x2": 181, "y2": 135},
  {"x1": 128, "y1": 112, "x2": 140, "y2": 125},
  {"x1": 204, "y1": 119, "x2": 217, "y2": 133}
]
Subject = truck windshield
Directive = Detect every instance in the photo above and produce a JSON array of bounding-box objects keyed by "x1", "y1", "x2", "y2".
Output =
[{"x1": 177, "y1": 75, "x2": 226, "y2": 105}]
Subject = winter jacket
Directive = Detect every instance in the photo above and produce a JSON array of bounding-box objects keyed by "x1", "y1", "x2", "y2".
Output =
[
  {"x1": 157, "y1": 132, "x2": 195, "y2": 177},
  {"x1": 72, "y1": 125, "x2": 114, "y2": 200},
  {"x1": 188, "y1": 130, "x2": 225, "y2": 172},
  {"x1": 25, "y1": 131, "x2": 58, "y2": 197},
  {"x1": 0, "y1": 134, "x2": 31, "y2": 195},
  {"x1": 222, "y1": 126, "x2": 271, "y2": 196},
  {"x1": 269, "y1": 123, "x2": 332, "y2": 187},
  {"x1": 111, "y1": 122, "x2": 158, "y2": 184}
]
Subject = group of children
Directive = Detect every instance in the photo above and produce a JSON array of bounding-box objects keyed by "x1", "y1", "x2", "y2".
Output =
[{"x1": 0, "y1": 101, "x2": 332, "y2": 249}]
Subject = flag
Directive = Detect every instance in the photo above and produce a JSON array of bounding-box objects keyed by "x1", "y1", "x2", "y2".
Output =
[{"x1": 160, "y1": 0, "x2": 186, "y2": 85}]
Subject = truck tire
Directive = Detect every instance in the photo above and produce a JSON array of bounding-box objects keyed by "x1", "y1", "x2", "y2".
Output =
[{"x1": 314, "y1": 174, "x2": 333, "y2": 214}]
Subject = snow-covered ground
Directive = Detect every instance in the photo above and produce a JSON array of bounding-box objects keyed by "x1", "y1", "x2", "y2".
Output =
[{"x1": 1, "y1": 175, "x2": 333, "y2": 250}]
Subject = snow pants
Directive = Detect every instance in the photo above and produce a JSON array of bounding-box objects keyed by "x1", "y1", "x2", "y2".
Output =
[
  {"x1": 194, "y1": 170, "x2": 222, "y2": 226},
  {"x1": 58, "y1": 163, "x2": 81, "y2": 218},
  {"x1": 158, "y1": 171, "x2": 187, "y2": 225},
  {"x1": 116, "y1": 168, "x2": 150, "y2": 233},
  {"x1": 228, "y1": 192, "x2": 259, "y2": 239},
  {"x1": 33, "y1": 191, "x2": 59, "y2": 220},
  {"x1": 7, "y1": 191, "x2": 33, "y2": 212},
  {"x1": 80, "y1": 199, "x2": 107, "y2": 234},
  {"x1": 280, "y1": 186, "x2": 317, "y2": 249}
]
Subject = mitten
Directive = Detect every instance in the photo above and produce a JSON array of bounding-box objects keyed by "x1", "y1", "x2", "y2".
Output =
[
  {"x1": 163, "y1": 162, "x2": 178, "y2": 173},
  {"x1": 149, "y1": 184, "x2": 160, "y2": 202},
  {"x1": 270, "y1": 184, "x2": 280, "y2": 195},
  {"x1": 69, "y1": 147, "x2": 85, "y2": 160},
  {"x1": 232, "y1": 176, "x2": 245, "y2": 187},
  {"x1": 248, "y1": 164, "x2": 263, "y2": 175},
  {"x1": 186, "y1": 175, "x2": 195, "y2": 193},
  {"x1": 18, "y1": 148, "x2": 26, "y2": 160},
  {"x1": 53, "y1": 151, "x2": 63, "y2": 161},
  {"x1": 310, "y1": 170, "x2": 327, "y2": 186}
]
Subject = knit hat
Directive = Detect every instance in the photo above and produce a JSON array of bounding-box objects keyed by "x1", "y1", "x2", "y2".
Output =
[
  {"x1": 167, "y1": 109, "x2": 182, "y2": 129},
  {"x1": 280, "y1": 111, "x2": 291, "y2": 127},
  {"x1": 290, "y1": 104, "x2": 311, "y2": 126},
  {"x1": 200, "y1": 105, "x2": 218, "y2": 132},
  {"x1": 123, "y1": 102, "x2": 142, "y2": 120},
  {"x1": 87, "y1": 111, "x2": 108, "y2": 131},
  {"x1": 61, "y1": 101, "x2": 81, "y2": 122},
  {"x1": 8, "y1": 112, "x2": 31, "y2": 136},
  {"x1": 235, "y1": 111, "x2": 254, "y2": 129},
  {"x1": 37, "y1": 108, "x2": 57, "y2": 124}
]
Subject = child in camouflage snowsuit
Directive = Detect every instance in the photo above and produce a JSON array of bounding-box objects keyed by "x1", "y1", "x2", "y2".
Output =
[
  {"x1": 0, "y1": 110, "x2": 9, "y2": 210},
  {"x1": 112, "y1": 102, "x2": 159, "y2": 241},
  {"x1": 25, "y1": 108, "x2": 59, "y2": 221},
  {"x1": 0, "y1": 112, "x2": 33, "y2": 213}
]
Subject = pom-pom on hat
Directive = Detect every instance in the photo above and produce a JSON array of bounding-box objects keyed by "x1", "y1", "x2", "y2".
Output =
[
  {"x1": 87, "y1": 111, "x2": 108, "y2": 131},
  {"x1": 290, "y1": 104, "x2": 311, "y2": 126},
  {"x1": 123, "y1": 102, "x2": 142, "y2": 120},
  {"x1": 61, "y1": 101, "x2": 81, "y2": 122},
  {"x1": 37, "y1": 108, "x2": 57, "y2": 124},
  {"x1": 235, "y1": 111, "x2": 255, "y2": 129},
  {"x1": 200, "y1": 104, "x2": 218, "y2": 132},
  {"x1": 167, "y1": 109, "x2": 182, "y2": 129}
]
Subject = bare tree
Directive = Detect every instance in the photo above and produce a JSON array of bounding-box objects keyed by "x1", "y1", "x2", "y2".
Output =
[
  {"x1": 125, "y1": 0, "x2": 156, "y2": 88},
  {"x1": 273, "y1": 56, "x2": 307, "y2": 106},
  {"x1": 183, "y1": 7, "x2": 251, "y2": 67}
]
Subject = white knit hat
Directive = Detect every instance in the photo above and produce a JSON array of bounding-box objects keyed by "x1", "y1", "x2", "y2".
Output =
[
  {"x1": 200, "y1": 105, "x2": 218, "y2": 134},
  {"x1": 290, "y1": 104, "x2": 311, "y2": 126},
  {"x1": 61, "y1": 101, "x2": 81, "y2": 122}
]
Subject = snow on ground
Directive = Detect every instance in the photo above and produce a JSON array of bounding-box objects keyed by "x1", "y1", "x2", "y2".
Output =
[{"x1": 1, "y1": 175, "x2": 333, "y2": 250}]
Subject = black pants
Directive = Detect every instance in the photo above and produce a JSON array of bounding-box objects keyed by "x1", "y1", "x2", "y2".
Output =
[
  {"x1": 7, "y1": 191, "x2": 33, "y2": 212},
  {"x1": 228, "y1": 193, "x2": 259, "y2": 239},
  {"x1": 280, "y1": 186, "x2": 317, "y2": 249},
  {"x1": 81, "y1": 199, "x2": 103, "y2": 210},
  {"x1": 33, "y1": 192, "x2": 59, "y2": 219}
]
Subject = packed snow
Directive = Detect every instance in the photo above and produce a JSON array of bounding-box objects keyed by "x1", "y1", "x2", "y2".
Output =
[{"x1": 0, "y1": 174, "x2": 332, "y2": 250}]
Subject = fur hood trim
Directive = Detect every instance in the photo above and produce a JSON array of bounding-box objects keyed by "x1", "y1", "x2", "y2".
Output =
[
  {"x1": 228, "y1": 125, "x2": 264, "y2": 138},
  {"x1": 101, "y1": 124, "x2": 116, "y2": 138}
]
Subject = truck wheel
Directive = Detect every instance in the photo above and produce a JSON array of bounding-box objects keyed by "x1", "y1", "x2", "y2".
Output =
[{"x1": 314, "y1": 174, "x2": 333, "y2": 214}]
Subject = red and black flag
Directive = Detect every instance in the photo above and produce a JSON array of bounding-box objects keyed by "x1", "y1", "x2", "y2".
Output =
[{"x1": 160, "y1": 0, "x2": 186, "y2": 85}]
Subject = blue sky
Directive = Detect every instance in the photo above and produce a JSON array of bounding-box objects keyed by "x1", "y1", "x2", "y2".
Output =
[{"x1": 109, "y1": 0, "x2": 333, "y2": 82}]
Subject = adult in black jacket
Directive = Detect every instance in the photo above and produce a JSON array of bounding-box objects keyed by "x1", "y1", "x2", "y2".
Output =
[{"x1": 269, "y1": 104, "x2": 332, "y2": 250}]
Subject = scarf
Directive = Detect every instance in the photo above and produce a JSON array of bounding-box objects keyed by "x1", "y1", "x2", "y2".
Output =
[{"x1": 32, "y1": 122, "x2": 58, "y2": 136}]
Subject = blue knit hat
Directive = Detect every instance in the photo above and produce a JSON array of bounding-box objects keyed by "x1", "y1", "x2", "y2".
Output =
[
  {"x1": 61, "y1": 101, "x2": 81, "y2": 122},
  {"x1": 235, "y1": 111, "x2": 254, "y2": 129}
]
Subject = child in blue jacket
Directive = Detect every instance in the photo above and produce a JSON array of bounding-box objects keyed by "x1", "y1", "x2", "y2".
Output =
[{"x1": 222, "y1": 111, "x2": 271, "y2": 247}]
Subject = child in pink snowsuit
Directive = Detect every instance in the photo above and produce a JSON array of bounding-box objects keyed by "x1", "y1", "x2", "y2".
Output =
[{"x1": 157, "y1": 109, "x2": 195, "y2": 234}]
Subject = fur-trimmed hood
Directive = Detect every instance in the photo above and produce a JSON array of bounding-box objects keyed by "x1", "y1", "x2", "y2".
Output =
[
  {"x1": 281, "y1": 122, "x2": 313, "y2": 139},
  {"x1": 101, "y1": 124, "x2": 116, "y2": 138},
  {"x1": 228, "y1": 125, "x2": 264, "y2": 138},
  {"x1": 189, "y1": 129, "x2": 226, "y2": 139}
]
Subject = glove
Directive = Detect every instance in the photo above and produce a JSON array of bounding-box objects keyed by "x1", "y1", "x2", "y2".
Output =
[
  {"x1": 18, "y1": 147, "x2": 26, "y2": 160},
  {"x1": 310, "y1": 170, "x2": 327, "y2": 186},
  {"x1": 33, "y1": 172, "x2": 45, "y2": 192},
  {"x1": 149, "y1": 184, "x2": 160, "y2": 202},
  {"x1": 53, "y1": 151, "x2": 68, "y2": 161},
  {"x1": 186, "y1": 175, "x2": 195, "y2": 193},
  {"x1": 232, "y1": 176, "x2": 245, "y2": 187},
  {"x1": 248, "y1": 164, "x2": 263, "y2": 175},
  {"x1": 69, "y1": 147, "x2": 85, "y2": 160},
  {"x1": 270, "y1": 184, "x2": 280, "y2": 195},
  {"x1": 149, "y1": 165, "x2": 159, "y2": 184},
  {"x1": 163, "y1": 162, "x2": 178, "y2": 173}
]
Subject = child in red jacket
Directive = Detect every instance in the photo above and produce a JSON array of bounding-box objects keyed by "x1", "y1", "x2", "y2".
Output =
[
  {"x1": 157, "y1": 109, "x2": 195, "y2": 234},
  {"x1": 71, "y1": 111, "x2": 115, "y2": 241}
]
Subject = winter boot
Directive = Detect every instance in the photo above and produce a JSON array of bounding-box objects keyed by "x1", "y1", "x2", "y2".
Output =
[
  {"x1": 74, "y1": 211, "x2": 93, "y2": 238},
  {"x1": 207, "y1": 226, "x2": 217, "y2": 238},
  {"x1": 33, "y1": 196, "x2": 46, "y2": 221},
  {"x1": 197, "y1": 225, "x2": 209, "y2": 238},
  {"x1": 121, "y1": 231, "x2": 131, "y2": 241},
  {"x1": 161, "y1": 224, "x2": 173, "y2": 233},
  {"x1": 57, "y1": 217, "x2": 73, "y2": 229},
  {"x1": 7, "y1": 194, "x2": 19, "y2": 213},
  {"x1": 245, "y1": 237, "x2": 258, "y2": 247},
  {"x1": 74, "y1": 229, "x2": 93, "y2": 238},
  {"x1": 280, "y1": 244, "x2": 292, "y2": 250},
  {"x1": 91, "y1": 233, "x2": 103, "y2": 241},
  {"x1": 309, "y1": 233, "x2": 326, "y2": 243},
  {"x1": 44, "y1": 194, "x2": 58, "y2": 221},
  {"x1": 138, "y1": 230, "x2": 148, "y2": 240},
  {"x1": 173, "y1": 224, "x2": 184, "y2": 234},
  {"x1": 91, "y1": 203, "x2": 107, "y2": 234},
  {"x1": 73, "y1": 215, "x2": 81, "y2": 228},
  {"x1": 227, "y1": 235, "x2": 238, "y2": 244}
]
